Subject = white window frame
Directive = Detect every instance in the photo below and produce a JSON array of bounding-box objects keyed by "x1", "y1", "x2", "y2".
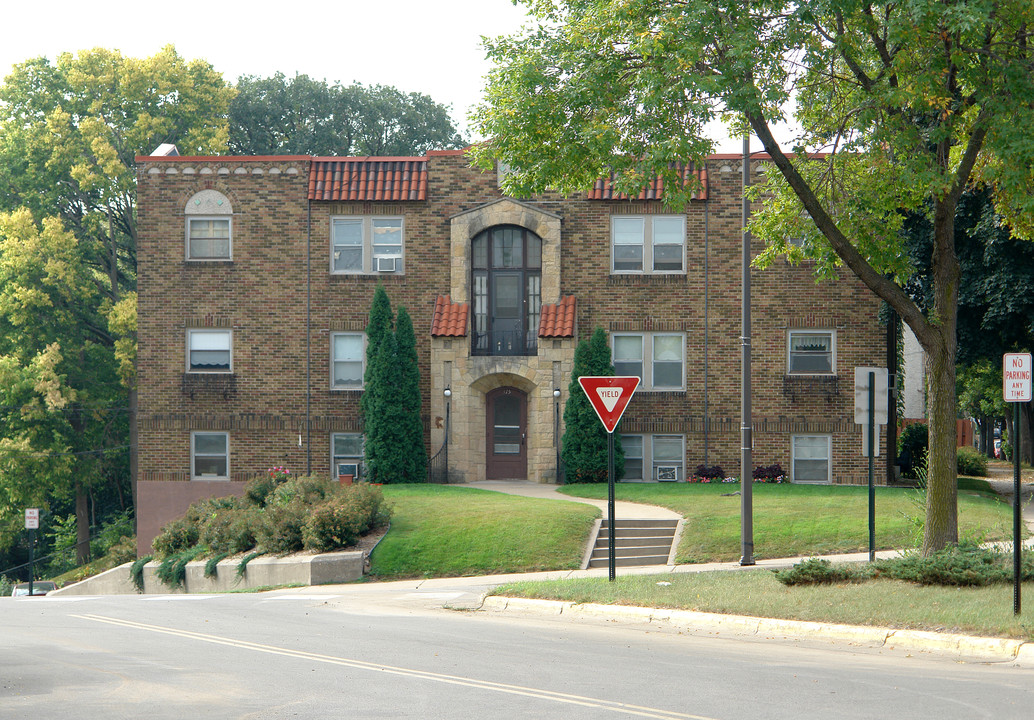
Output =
[
  {"x1": 186, "y1": 216, "x2": 232, "y2": 260},
  {"x1": 330, "y1": 332, "x2": 365, "y2": 390},
  {"x1": 331, "y1": 433, "x2": 364, "y2": 480},
  {"x1": 191, "y1": 431, "x2": 229, "y2": 480},
  {"x1": 187, "y1": 329, "x2": 232, "y2": 373},
  {"x1": 611, "y1": 332, "x2": 685, "y2": 391},
  {"x1": 787, "y1": 329, "x2": 836, "y2": 375},
  {"x1": 791, "y1": 434, "x2": 832, "y2": 484},
  {"x1": 331, "y1": 216, "x2": 404, "y2": 275},
  {"x1": 610, "y1": 215, "x2": 686, "y2": 274},
  {"x1": 651, "y1": 434, "x2": 685, "y2": 481},
  {"x1": 619, "y1": 434, "x2": 684, "y2": 482}
]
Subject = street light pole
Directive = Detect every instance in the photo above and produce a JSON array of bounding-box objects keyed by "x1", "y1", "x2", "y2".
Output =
[{"x1": 740, "y1": 132, "x2": 755, "y2": 566}]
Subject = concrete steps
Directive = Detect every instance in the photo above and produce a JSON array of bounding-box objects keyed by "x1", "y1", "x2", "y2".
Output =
[{"x1": 586, "y1": 519, "x2": 678, "y2": 568}]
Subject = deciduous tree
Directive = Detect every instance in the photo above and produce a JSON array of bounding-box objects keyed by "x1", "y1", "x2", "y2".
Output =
[
  {"x1": 228, "y1": 74, "x2": 464, "y2": 156},
  {"x1": 473, "y1": 0, "x2": 1034, "y2": 553}
]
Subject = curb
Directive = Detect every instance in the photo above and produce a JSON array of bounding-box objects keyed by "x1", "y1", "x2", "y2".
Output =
[{"x1": 481, "y1": 596, "x2": 1031, "y2": 665}]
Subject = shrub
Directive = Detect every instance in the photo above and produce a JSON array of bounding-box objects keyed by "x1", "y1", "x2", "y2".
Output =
[
  {"x1": 106, "y1": 535, "x2": 138, "y2": 565},
  {"x1": 302, "y1": 484, "x2": 392, "y2": 553},
  {"x1": 236, "y1": 550, "x2": 264, "y2": 579},
  {"x1": 897, "y1": 423, "x2": 929, "y2": 479},
  {"x1": 155, "y1": 547, "x2": 204, "y2": 589},
  {"x1": 91, "y1": 510, "x2": 135, "y2": 559},
  {"x1": 204, "y1": 552, "x2": 231, "y2": 578},
  {"x1": 129, "y1": 555, "x2": 151, "y2": 592},
  {"x1": 753, "y1": 463, "x2": 785, "y2": 481},
  {"x1": 956, "y1": 446, "x2": 988, "y2": 477},
  {"x1": 198, "y1": 506, "x2": 258, "y2": 555},
  {"x1": 253, "y1": 500, "x2": 308, "y2": 554},
  {"x1": 245, "y1": 474, "x2": 281, "y2": 507},
  {"x1": 773, "y1": 558, "x2": 872, "y2": 586},
  {"x1": 695, "y1": 464, "x2": 725, "y2": 480},
  {"x1": 152, "y1": 516, "x2": 200, "y2": 558},
  {"x1": 874, "y1": 543, "x2": 1033, "y2": 586},
  {"x1": 269, "y1": 475, "x2": 335, "y2": 508}
]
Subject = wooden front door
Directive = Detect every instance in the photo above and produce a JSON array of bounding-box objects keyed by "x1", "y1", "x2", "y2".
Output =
[{"x1": 486, "y1": 387, "x2": 527, "y2": 479}]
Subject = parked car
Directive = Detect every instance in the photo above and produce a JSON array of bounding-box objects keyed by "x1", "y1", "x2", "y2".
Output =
[{"x1": 11, "y1": 581, "x2": 56, "y2": 597}]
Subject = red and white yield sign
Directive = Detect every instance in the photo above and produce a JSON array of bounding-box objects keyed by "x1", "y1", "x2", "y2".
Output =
[
  {"x1": 579, "y1": 376, "x2": 641, "y2": 433},
  {"x1": 1004, "y1": 353, "x2": 1032, "y2": 402}
]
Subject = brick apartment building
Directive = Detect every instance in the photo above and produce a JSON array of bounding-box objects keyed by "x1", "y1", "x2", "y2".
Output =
[{"x1": 134, "y1": 148, "x2": 887, "y2": 553}]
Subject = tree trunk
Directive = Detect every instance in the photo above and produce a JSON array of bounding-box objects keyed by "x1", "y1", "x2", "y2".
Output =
[
  {"x1": 75, "y1": 483, "x2": 90, "y2": 565},
  {"x1": 922, "y1": 342, "x2": 959, "y2": 554},
  {"x1": 920, "y1": 198, "x2": 961, "y2": 556},
  {"x1": 1021, "y1": 402, "x2": 1034, "y2": 465}
]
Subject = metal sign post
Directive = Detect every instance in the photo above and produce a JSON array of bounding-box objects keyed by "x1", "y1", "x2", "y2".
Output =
[
  {"x1": 855, "y1": 368, "x2": 889, "y2": 562},
  {"x1": 1003, "y1": 352, "x2": 1030, "y2": 615},
  {"x1": 25, "y1": 508, "x2": 39, "y2": 595},
  {"x1": 578, "y1": 376, "x2": 641, "y2": 581}
]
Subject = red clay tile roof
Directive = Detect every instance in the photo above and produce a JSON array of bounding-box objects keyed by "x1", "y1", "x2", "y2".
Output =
[
  {"x1": 430, "y1": 295, "x2": 469, "y2": 337},
  {"x1": 539, "y1": 295, "x2": 576, "y2": 338},
  {"x1": 308, "y1": 157, "x2": 428, "y2": 201},
  {"x1": 587, "y1": 164, "x2": 708, "y2": 201}
]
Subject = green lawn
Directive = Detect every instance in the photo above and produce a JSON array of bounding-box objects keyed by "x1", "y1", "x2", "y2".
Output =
[
  {"x1": 370, "y1": 485, "x2": 600, "y2": 578},
  {"x1": 494, "y1": 570, "x2": 1034, "y2": 640},
  {"x1": 559, "y1": 481, "x2": 1017, "y2": 563}
]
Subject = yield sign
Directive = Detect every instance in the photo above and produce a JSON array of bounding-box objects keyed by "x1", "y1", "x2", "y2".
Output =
[{"x1": 578, "y1": 376, "x2": 640, "y2": 433}]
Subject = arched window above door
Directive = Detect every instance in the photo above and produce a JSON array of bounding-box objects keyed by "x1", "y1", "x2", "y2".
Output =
[{"x1": 471, "y1": 225, "x2": 541, "y2": 356}]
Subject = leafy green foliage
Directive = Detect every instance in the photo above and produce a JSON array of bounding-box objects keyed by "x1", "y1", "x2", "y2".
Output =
[
  {"x1": 361, "y1": 290, "x2": 425, "y2": 483},
  {"x1": 875, "y1": 544, "x2": 1034, "y2": 587},
  {"x1": 562, "y1": 328, "x2": 623, "y2": 483},
  {"x1": 302, "y1": 484, "x2": 392, "y2": 553},
  {"x1": 129, "y1": 555, "x2": 151, "y2": 593},
  {"x1": 773, "y1": 558, "x2": 872, "y2": 586},
  {"x1": 236, "y1": 551, "x2": 265, "y2": 580},
  {"x1": 898, "y1": 423, "x2": 929, "y2": 480},
  {"x1": 155, "y1": 547, "x2": 204, "y2": 589},
  {"x1": 473, "y1": 0, "x2": 1034, "y2": 555},
  {"x1": 204, "y1": 552, "x2": 231, "y2": 579},
  {"x1": 956, "y1": 447, "x2": 988, "y2": 477},
  {"x1": 228, "y1": 74, "x2": 464, "y2": 156}
]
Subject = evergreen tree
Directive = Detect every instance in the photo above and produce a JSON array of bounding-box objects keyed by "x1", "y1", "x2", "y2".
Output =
[
  {"x1": 361, "y1": 285, "x2": 393, "y2": 481},
  {"x1": 391, "y1": 307, "x2": 427, "y2": 482},
  {"x1": 562, "y1": 328, "x2": 624, "y2": 483},
  {"x1": 360, "y1": 290, "x2": 426, "y2": 483}
]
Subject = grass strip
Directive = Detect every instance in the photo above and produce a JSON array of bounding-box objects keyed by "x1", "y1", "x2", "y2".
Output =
[{"x1": 494, "y1": 570, "x2": 1034, "y2": 640}]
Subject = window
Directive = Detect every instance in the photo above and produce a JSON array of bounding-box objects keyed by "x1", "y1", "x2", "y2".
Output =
[
  {"x1": 471, "y1": 226, "x2": 541, "y2": 356},
  {"x1": 187, "y1": 218, "x2": 231, "y2": 259},
  {"x1": 612, "y1": 333, "x2": 684, "y2": 390},
  {"x1": 332, "y1": 433, "x2": 364, "y2": 480},
  {"x1": 611, "y1": 215, "x2": 685, "y2": 273},
  {"x1": 788, "y1": 330, "x2": 835, "y2": 374},
  {"x1": 331, "y1": 217, "x2": 404, "y2": 274},
  {"x1": 619, "y1": 434, "x2": 684, "y2": 482},
  {"x1": 192, "y1": 432, "x2": 228, "y2": 479},
  {"x1": 331, "y1": 333, "x2": 364, "y2": 389},
  {"x1": 185, "y1": 189, "x2": 233, "y2": 260},
  {"x1": 792, "y1": 435, "x2": 831, "y2": 483},
  {"x1": 187, "y1": 330, "x2": 231, "y2": 373}
]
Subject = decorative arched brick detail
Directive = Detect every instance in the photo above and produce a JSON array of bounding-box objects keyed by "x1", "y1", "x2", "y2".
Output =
[{"x1": 449, "y1": 198, "x2": 561, "y2": 306}]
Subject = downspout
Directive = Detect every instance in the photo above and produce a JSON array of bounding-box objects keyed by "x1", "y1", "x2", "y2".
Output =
[{"x1": 306, "y1": 193, "x2": 312, "y2": 475}]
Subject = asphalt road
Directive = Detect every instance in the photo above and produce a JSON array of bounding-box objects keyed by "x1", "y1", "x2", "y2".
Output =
[{"x1": 3, "y1": 588, "x2": 1033, "y2": 719}]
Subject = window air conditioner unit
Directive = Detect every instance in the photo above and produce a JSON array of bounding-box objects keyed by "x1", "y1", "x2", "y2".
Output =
[
  {"x1": 337, "y1": 463, "x2": 359, "y2": 480},
  {"x1": 656, "y1": 466, "x2": 679, "y2": 482},
  {"x1": 375, "y1": 256, "x2": 397, "y2": 273}
]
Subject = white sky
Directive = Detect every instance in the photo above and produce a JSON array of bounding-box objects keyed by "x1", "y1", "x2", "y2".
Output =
[{"x1": 2, "y1": 0, "x2": 755, "y2": 153}]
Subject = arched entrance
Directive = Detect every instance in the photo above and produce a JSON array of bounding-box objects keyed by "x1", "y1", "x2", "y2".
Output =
[{"x1": 486, "y1": 386, "x2": 528, "y2": 479}]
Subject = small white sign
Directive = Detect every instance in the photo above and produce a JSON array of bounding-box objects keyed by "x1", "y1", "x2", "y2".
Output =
[
  {"x1": 25, "y1": 508, "x2": 39, "y2": 530},
  {"x1": 1003, "y1": 353, "x2": 1032, "y2": 402},
  {"x1": 854, "y1": 367, "x2": 889, "y2": 425}
]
